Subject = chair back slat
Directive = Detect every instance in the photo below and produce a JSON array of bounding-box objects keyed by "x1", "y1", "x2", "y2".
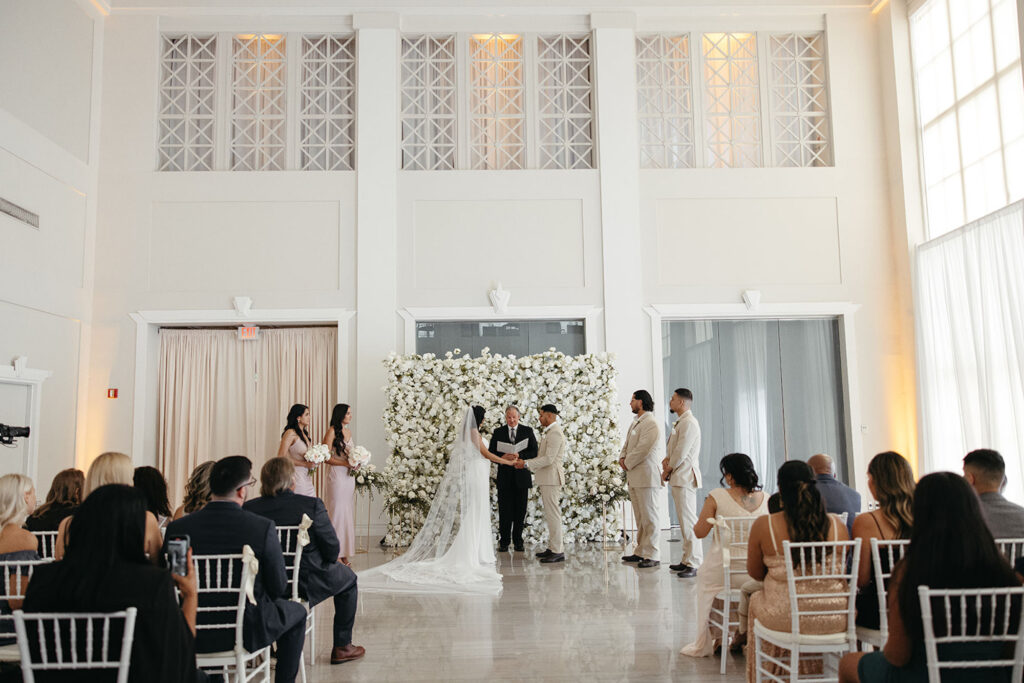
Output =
[
  {"x1": 192, "y1": 546, "x2": 258, "y2": 653},
  {"x1": 781, "y1": 539, "x2": 860, "y2": 645},
  {"x1": 869, "y1": 538, "x2": 910, "y2": 641},
  {"x1": 995, "y1": 538, "x2": 1024, "y2": 566},
  {"x1": 276, "y1": 526, "x2": 306, "y2": 602},
  {"x1": 714, "y1": 515, "x2": 759, "y2": 595},
  {"x1": 0, "y1": 559, "x2": 52, "y2": 641},
  {"x1": 918, "y1": 585, "x2": 1024, "y2": 683},
  {"x1": 14, "y1": 608, "x2": 138, "y2": 683},
  {"x1": 31, "y1": 532, "x2": 59, "y2": 560}
]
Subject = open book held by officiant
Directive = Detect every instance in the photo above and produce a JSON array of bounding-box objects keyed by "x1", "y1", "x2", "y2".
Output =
[{"x1": 496, "y1": 439, "x2": 530, "y2": 455}]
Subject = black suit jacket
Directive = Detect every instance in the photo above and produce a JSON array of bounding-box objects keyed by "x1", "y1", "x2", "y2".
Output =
[
  {"x1": 165, "y1": 501, "x2": 305, "y2": 654},
  {"x1": 489, "y1": 424, "x2": 538, "y2": 490},
  {"x1": 243, "y1": 490, "x2": 357, "y2": 607}
]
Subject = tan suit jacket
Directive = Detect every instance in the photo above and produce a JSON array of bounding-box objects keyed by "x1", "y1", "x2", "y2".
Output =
[
  {"x1": 620, "y1": 412, "x2": 664, "y2": 488},
  {"x1": 666, "y1": 409, "x2": 702, "y2": 488},
  {"x1": 528, "y1": 422, "x2": 566, "y2": 486}
]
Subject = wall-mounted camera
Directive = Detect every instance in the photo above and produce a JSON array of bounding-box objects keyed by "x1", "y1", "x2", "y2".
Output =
[{"x1": 0, "y1": 424, "x2": 30, "y2": 446}]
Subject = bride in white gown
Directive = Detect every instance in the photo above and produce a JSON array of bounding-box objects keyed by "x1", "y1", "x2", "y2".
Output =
[{"x1": 357, "y1": 406, "x2": 509, "y2": 596}]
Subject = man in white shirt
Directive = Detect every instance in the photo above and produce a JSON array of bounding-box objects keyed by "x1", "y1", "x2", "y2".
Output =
[
  {"x1": 518, "y1": 404, "x2": 567, "y2": 563},
  {"x1": 662, "y1": 388, "x2": 702, "y2": 578},
  {"x1": 619, "y1": 390, "x2": 665, "y2": 568}
]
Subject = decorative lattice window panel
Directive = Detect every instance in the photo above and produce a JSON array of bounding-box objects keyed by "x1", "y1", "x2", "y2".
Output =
[
  {"x1": 536, "y1": 35, "x2": 594, "y2": 170},
  {"x1": 702, "y1": 32, "x2": 762, "y2": 168},
  {"x1": 469, "y1": 34, "x2": 526, "y2": 170},
  {"x1": 767, "y1": 33, "x2": 833, "y2": 167},
  {"x1": 299, "y1": 36, "x2": 356, "y2": 170},
  {"x1": 230, "y1": 34, "x2": 287, "y2": 171},
  {"x1": 400, "y1": 36, "x2": 458, "y2": 170},
  {"x1": 158, "y1": 35, "x2": 217, "y2": 171},
  {"x1": 636, "y1": 34, "x2": 695, "y2": 169}
]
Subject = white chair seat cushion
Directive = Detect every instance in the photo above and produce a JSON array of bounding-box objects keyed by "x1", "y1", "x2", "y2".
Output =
[
  {"x1": 856, "y1": 626, "x2": 882, "y2": 646},
  {"x1": 755, "y1": 622, "x2": 850, "y2": 646},
  {"x1": 0, "y1": 643, "x2": 19, "y2": 661}
]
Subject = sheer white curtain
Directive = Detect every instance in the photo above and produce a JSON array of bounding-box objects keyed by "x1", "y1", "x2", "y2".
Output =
[
  {"x1": 730, "y1": 321, "x2": 774, "y2": 491},
  {"x1": 158, "y1": 327, "x2": 337, "y2": 506},
  {"x1": 916, "y1": 200, "x2": 1024, "y2": 501}
]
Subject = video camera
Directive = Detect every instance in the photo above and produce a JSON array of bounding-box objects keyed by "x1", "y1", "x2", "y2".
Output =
[{"x1": 0, "y1": 424, "x2": 30, "y2": 446}]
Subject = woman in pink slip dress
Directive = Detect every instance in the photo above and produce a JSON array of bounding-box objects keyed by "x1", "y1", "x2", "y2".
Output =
[
  {"x1": 322, "y1": 403, "x2": 356, "y2": 565},
  {"x1": 277, "y1": 403, "x2": 316, "y2": 497}
]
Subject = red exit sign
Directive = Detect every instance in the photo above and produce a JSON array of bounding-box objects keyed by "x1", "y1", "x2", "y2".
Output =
[
  {"x1": 237, "y1": 326, "x2": 260, "y2": 341},
  {"x1": 107, "y1": 389, "x2": 118, "y2": 399}
]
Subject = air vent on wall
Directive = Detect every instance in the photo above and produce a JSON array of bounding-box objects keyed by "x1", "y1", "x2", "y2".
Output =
[{"x1": 0, "y1": 197, "x2": 39, "y2": 229}]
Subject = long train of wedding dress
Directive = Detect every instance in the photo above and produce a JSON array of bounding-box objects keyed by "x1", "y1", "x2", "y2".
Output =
[{"x1": 357, "y1": 407, "x2": 502, "y2": 596}]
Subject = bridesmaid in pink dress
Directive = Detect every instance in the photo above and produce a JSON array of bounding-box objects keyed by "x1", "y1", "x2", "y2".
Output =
[
  {"x1": 322, "y1": 403, "x2": 356, "y2": 565},
  {"x1": 277, "y1": 403, "x2": 317, "y2": 497}
]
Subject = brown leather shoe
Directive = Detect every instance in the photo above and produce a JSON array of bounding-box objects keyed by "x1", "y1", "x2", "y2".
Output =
[{"x1": 330, "y1": 644, "x2": 365, "y2": 664}]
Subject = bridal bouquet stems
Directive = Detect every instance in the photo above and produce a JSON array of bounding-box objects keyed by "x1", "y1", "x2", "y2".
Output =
[{"x1": 382, "y1": 348, "x2": 627, "y2": 546}]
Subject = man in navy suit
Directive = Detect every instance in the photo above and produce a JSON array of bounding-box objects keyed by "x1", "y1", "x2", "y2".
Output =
[
  {"x1": 488, "y1": 405, "x2": 538, "y2": 552},
  {"x1": 808, "y1": 453, "x2": 860, "y2": 534},
  {"x1": 244, "y1": 457, "x2": 364, "y2": 664},
  {"x1": 165, "y1": 456, "x2": 307, "y2": 683}
]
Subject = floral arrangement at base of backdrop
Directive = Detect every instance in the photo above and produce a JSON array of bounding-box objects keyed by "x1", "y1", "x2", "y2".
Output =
[{"x1": 381, "y1": 348, "x2": 627, "y2": 546}]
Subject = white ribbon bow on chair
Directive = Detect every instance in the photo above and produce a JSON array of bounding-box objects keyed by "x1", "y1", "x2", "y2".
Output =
[
  {"x1": 298, "y1": 514, "x2": 313, "y2": 549},
  {"x1": 707, "y1": 517, "x2": 734, "y2": 564},
  {"x1": 241, "y1": 544, "x2": 259, "y2": 606}
]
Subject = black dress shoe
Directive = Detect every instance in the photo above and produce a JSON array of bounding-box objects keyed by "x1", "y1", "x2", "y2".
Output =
[
  {"x1": 668, "y1": 562, "x2": 690, "y2": 572},
  {"x1": 676, "y1": 566, "x2": 698, "y2": 578},
  {"x1": 536, "y1": 549, "x2": 554, "y2": 558},
  {"x1": 540, "y1": 552, "x2": 565, "y2": 563},
  {"x1": 514, "y1": 545, "x2": 525, "y2": 552},
  {"x1": 498, "y1": 545, "x2": 509, "y2": 552},
  {"x1": 621, "y1": 554, "x2": 642, "y2": 562},
  {"x1": 637, "y1": 558, "x2": 660, "y2": 568}
]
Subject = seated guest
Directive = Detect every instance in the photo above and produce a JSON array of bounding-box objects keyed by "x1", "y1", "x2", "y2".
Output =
[
  {"x1": 839, "y1": 473, "x2": 1020, "y2": 682},
  {"x1": 134, "y1": 466, "x2": 173, "y2": 530},
  {"x1": 0, "y1": 474, "x2": 40, "y2": 621},
  {"x1": 746, "y1": 460, "x2": 850, "y2": 683},
  {"x1": 25, "y1": 468, "x2": 83, "y2": 532},
  {"x1": 243, "y1": 458, "x2": 364, "y2": 664},
  {"x1": 172, "y1": 461, "x2": 216, "y2": 521},
  {"x1": 808, "y1": 453, "x2": 860, "y2": 535},
  {"x1": 731, "y1": 492, "x2": 783, "y2": 653},
  {"x1": 680, "y1": 453, "x2": 769, "y2": 657},
  {"x1": 963, "y1": 449, "x2": 1024, "y2": 539},
  {"x1": 852, "y1": 451, "x2": 914, "y2": 631},
  {"x1": 23, "y1": 484, "x2": 203, "y2": 683},
  {"x1": 166, "y1": 456, "x2": 307, "y2": 683},
  {"x1": 56, "y1": 452, "x2": 162, "y2": 561}
]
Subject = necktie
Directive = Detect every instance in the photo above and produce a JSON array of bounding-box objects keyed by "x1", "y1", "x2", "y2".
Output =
[{"x1": 510, "y1": 428, "x2": 516, "y2": 442}]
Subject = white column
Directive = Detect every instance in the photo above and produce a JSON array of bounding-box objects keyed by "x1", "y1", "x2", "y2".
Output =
[
  {"x1": 354, "y1": 14, "x2": 399, "y2": 480},
  {"x1": 591, "y1": 13, "x2": 651, "y2": 405}
]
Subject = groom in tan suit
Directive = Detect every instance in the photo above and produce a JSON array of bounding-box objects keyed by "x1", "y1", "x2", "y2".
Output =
[
  {"x1": 619, "y1": 389, "x2": 664, "y2": 568},
  {"x1": 518, "y1": 404, "x2": 566, "y2": 563}
]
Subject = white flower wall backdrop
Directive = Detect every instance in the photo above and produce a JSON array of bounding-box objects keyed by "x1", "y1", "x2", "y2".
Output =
[{"x1": 381, "y1": 349, "x2": 628, "y2": 546}]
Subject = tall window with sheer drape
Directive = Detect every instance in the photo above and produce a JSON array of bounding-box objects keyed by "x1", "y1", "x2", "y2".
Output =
[
  {"x1": 662, "y1": 318, "x2": 847, "y2": 497},
  {"x1": 916, "y1": 200, "x2": 1024, "y2": 501},
  {"x1": 157, "y1": 327, "x2": 337, "y2": 506}
]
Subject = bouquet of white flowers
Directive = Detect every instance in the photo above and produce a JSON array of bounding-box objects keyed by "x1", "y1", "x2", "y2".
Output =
[
  {"x1": 304, "y1": 443, "x2": 331, "y2": 471},
  {"x1": 348, "y1": 445, "x2": 372, "y2": 474}
]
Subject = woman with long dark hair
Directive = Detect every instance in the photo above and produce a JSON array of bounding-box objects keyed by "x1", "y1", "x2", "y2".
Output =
[
  {"x1": 26, "y1": 468, "x2": 83, "y2": 532},
  {"x1": 23, "y1": 484, "x2": 204, "y2": 683},
  {"x1": 851, "y1": 451, "x2": 915, "y2": 630},
  {"x1": 680, "y1": 453, "x2": 770, "y2": 658},
  {"x1": 745, "y1": 460, "x2": 850, "y2": 682},
  {"x1": 322, "y1": 403, "x2": 356, "y2": 565},
  {"x1": 277, "y1": 403, "x2": 316, "y2": 497},
  {"x1": 839, "y1": 472, "x2": 1021, "y2": 682},
  {"x1": 134, "y1": 465, "x2": 173, "y2": 529}
]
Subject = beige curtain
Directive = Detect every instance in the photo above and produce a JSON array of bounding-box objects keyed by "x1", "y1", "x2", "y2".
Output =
[{"x1": 157, "y1": 327, "x2": 337, "y2": 507}]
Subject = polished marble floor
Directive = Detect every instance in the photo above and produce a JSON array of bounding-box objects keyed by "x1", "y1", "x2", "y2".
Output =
[{"x1": 304, "y1": 537, "x2": 747, "y2": 682}]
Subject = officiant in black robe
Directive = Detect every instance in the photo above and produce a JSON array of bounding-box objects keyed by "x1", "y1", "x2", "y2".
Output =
[{"x1": 488, "y1": 405, "x2": 538, "y2": 551}]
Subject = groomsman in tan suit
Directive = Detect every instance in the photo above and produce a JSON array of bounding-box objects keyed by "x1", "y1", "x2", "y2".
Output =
[
  {"x1": 518, "y1": 404, "x2": 566, "y2": 563},
  {"x1": 619, "y1": 389, "x2": 665, "y2": 568},
  {"x1": 662, "y1": 388, "x2": 702, "y2": 578}
]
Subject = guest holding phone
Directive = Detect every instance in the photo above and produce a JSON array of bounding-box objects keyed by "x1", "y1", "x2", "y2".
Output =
[{"x1": 23, "y1": 484, "x2": 204, "y2": 683}]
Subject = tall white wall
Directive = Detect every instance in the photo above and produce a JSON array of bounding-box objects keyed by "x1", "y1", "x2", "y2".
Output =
[
  {"x1": 83, "y1": 2, "x2": 917, "y2": 525},
  {"x1": 0, "y1": 0, "x2": 103, "y2": 490}
]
